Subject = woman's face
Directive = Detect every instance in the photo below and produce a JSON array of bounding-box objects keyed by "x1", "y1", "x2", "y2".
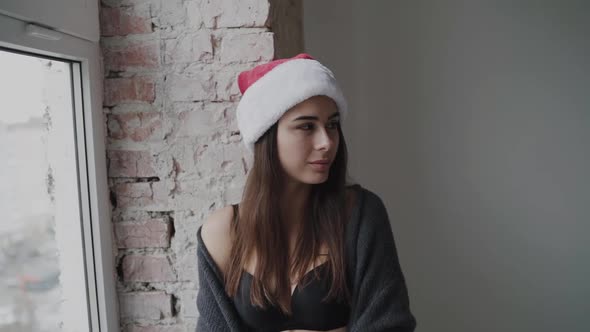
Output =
[{"x1": 276, "y1": 95, "x2": 341, "y2": 185}]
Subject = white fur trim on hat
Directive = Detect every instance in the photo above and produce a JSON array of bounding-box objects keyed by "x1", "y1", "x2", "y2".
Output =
[{"x1": 236, "y1": 58, "x2": 348, "y2": 153}]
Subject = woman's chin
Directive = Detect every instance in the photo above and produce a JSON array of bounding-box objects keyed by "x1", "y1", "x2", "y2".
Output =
[{"x1": 303, "y1": 172, "x2": 330, "y2": 184}]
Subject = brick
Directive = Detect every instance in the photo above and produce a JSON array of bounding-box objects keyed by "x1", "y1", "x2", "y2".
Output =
[
  {"x1": 107, "y1": 112, "x2": 162, "y2": 142},
  {"x1": 176, "y1": 247, "x2": 197, "y2": 282},
  {"x1": 151, "y1": 180, "x2": 175, "y2": 208},
  {"x1": 169, "y1": 208, "x2": 208, "y2": 252},
  {"x1": 185, "y1": 1, "x2": 204, "y2": 29},
  {"x1": 163, "y1": 175, "x2": 227, "y2": 210},
  {"x1": 114, "y1": 220, "x2": 171, "y2": 248},
  {"x1": 175, "y1": 109, "x2": 222, "y2": 137},
  {"x1": 113, "y1": 182, "x2": 153, "y2": 209},
  {"x1": 166, "y1": 73, "x2": 215, "y2": 102},
  {"x1": 219, "y1": 31, "x2": 274, "y2": 64},
  {"x1": 121, "y1": 255, "x2": 175, "y2": 282},
  {"x1": 214, "y1": 65, "x2": 248, "y2": 101},
  {"x1": 119, "y1": 292, "x2": 172, "y2": 320},
  {"x1": 104, "y1": 77, "x2": 155, "y2": 106},
  {"x1": 163, "y1": 102, "x2": 229, "y2": 142},
  {"x1": 223, "y1": 173, "x2": 247, "y2": 202},
  {"x1": 164, "y1": 32, "x2": 212, "y2": 64},
  {"x1": 100, "y1": 5, "x2": 152, "y2": 37},
  {"x1": 201, "y1": 0, "x2": 270, "y2": 28},
  {"x1": 103, "y1": 40, "x2": 159, "y2": 71},
  {"x1": 193, "y1": 144, "x2": 225, "y2": 173},
  {"x1": 108, "y1": 150, "x2": 157, "y2": 178},
  {"x1": 179, "y1": 290, "x2": 197, "y2": 318},
  {"x1": 152, "y1": 0, "x2": 186, "y2": 30}
]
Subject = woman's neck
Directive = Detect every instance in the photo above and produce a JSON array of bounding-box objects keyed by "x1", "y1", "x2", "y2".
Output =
[{"x1": 280, "y1": 181, "x2": 312, "y2": 234}]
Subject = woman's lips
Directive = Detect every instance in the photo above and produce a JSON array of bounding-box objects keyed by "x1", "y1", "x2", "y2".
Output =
[{"x1": 309, "y1": 162, "x2": 330, "y2": 171}]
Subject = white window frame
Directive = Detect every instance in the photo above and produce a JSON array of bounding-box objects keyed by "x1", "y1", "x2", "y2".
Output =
[{"x1": 0, "y1": 12, "x2": 119, "y2": 332}]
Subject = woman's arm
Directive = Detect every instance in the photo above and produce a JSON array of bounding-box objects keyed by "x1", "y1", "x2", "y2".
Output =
[
  {"x1": 196, "y1": 247, "x2": 229, "y2": 331},
  {"x1": 347, "y1": 191, "x2": 417, "y2": 332},
  {"x1": 196, "y1": 225, "x2": 248, "y2": 332}
]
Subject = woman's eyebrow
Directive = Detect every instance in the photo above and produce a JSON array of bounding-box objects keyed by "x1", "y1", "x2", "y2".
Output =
[{"x1": 292, "y1": 111, "x2": 340, "y2": 122}]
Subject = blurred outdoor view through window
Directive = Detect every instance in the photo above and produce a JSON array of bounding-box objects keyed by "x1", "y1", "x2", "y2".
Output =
[{"x1": 0, "y1": 50, "x2": 90, "y2": 331}]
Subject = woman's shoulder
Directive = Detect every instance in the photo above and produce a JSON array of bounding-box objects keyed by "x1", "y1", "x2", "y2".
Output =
[
  {"x1": 200, "y1": 205, "x2": 236, "y2": 277},
  {"x1": 345, "y1": 184, "x2": 360, "y2": 217},
  {"x1": 347, "y1": 184, "x2": 394, "y2": 237},
  {"x1": 345, "y1": 183, "x2": 390, "y2": 220},
  {"x1": 347, "y1": 182, "x2": 383, "y2": 203}
]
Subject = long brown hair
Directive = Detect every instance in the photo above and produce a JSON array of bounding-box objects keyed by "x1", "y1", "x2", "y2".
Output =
[{"x1": 224, "y1": 116, "x2": 354, "y2": 316}]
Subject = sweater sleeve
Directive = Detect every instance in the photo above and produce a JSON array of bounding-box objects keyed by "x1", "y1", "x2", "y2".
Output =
[
  {"x1": 347, "y1": 191, "x2": 417, "y2": 332},
  {"x1": 196, "y1": 226, "x2": 248, "y2": 332},
  {"x1": 196, "y1": 245, "x2": 231, "y2": 332}
]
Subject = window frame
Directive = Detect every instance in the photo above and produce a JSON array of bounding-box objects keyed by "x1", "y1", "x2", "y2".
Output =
[{"x1": 0, "y1": 13, "x2": 119, "y2": 332}]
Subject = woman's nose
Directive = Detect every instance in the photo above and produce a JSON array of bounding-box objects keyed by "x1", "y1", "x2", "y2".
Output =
[{"x1": 314, "y1": 128, "x2": 334, "y2": 151}]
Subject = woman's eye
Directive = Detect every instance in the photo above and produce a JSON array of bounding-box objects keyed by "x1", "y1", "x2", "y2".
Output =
[
  {"x1": 299, "y1": 122, "x2": 339, "y2": 131},
  {"x1": 328, "y1": 121, "x2": 340, "y2": 129}
]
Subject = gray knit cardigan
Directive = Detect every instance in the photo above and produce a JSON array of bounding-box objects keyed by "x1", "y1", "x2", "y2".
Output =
[{"x1": 196, "y1": 184, "x2": 417, "y2": 331}]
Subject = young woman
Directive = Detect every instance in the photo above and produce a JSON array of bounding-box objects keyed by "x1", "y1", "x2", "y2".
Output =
[{"x1": 197, "y1": 54, "x2": 417, "y2": 332}]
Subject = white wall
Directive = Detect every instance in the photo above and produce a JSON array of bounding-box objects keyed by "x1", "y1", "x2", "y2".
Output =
[
  {"x1": 304, "y1": 1, "x2": 590, "y2": 331},
  {"x1": 0, "y1": 0, "x2": 99, "y2": 42}
]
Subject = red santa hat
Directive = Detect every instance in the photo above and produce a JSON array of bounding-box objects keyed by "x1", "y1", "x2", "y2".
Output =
[{"x1": 235, "y1": 53, "x2": 348, "y2": 153}]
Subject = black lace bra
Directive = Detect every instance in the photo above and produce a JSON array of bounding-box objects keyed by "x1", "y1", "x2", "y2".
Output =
[{"x1": 230, "y1": 204, "x2": 350, "y2": 331}]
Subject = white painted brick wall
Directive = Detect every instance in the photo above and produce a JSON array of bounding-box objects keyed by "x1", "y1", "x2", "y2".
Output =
[
  {"x1": 119, "y1": 292, "x2": 173, "y2": 320},
  {"x1": 100, "y1": 0, "x2": 302, "y2": 330}
]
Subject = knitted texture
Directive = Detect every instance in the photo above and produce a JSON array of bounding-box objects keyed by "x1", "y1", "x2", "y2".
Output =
[{"x1": 196, "y1": 184, "x2": 417, "y2": 331}]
